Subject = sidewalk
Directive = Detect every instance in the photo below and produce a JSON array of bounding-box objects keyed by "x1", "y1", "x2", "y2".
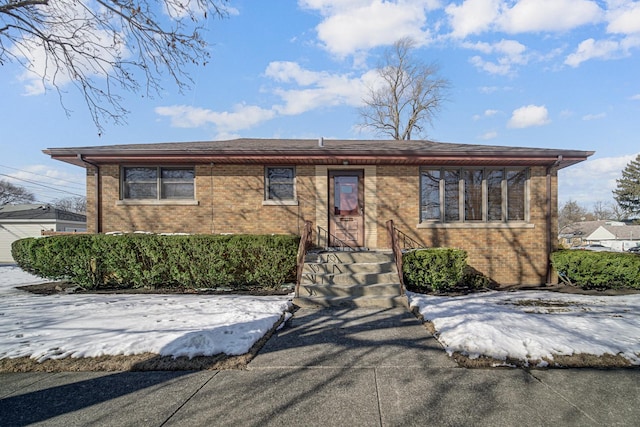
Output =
[{"x1": 1, "y1": 307, "x2": 639, "y2": 426}]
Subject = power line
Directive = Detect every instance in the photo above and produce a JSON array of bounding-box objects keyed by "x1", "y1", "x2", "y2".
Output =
[
  {"x1": 0, "y1": 173, "x2": 85, "y2": 198},
  {"x1": 0, "y1": 164, "x2": 85, "y2": 190}
]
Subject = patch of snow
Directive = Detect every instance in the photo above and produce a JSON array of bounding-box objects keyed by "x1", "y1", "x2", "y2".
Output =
[
  {"x1": 0, "y1": 266, "x2": 291, "y2": 361},
  {"x1": 408, "y1": 291, "x2": 640, "y2": 365}
]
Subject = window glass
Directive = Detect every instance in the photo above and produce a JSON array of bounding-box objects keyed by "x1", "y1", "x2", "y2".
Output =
[
  {"x1": 334, "y1": 176, "x2": 358, "y2": 215},
  {"x1": 267, "y1": 167, "x2": 295, "y2": 200},
  {"x1": 419, "y1": 167, "x2": 529, "y2": 224},
  {"x1": 122, "y1": 167, "x2": 194, "y2": 200},
  {"x1": 161, "y1": 168, "x2": 195, "y2": 199},
  {"x1": 487, "y1": 169, "x2": 503, "y2": 221},
  {"x1": 464, "y1": 169, "x2": 483, "y2": 221},
  {"x1": 444, "y1": 170, "x2": 460, "y2": 221},
  {"x1": 123, "y1": 167, "x2": 157, "y2": 199},
  {"x1": 507, "y1": 169, "x2": 527, "y2": 221},
  {"x1": 420, "y1": 170, "x2": 440, "y2": 221}
]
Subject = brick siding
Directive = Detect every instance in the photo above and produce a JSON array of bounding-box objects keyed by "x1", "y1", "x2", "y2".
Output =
[{"x1": 86, "y1": 163, "x2": 557, "y2": 286}]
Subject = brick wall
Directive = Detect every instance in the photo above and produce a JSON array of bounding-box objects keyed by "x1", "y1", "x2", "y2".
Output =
[
  {"x1": 374, "y1": 165, "x2": 557, "y2": 286},
  {"x1": 86, "y1": 162, "x2": 558, "y2": 286},
  {"x1": 89, "y1": 164, "x2": 316, "y2": 236}
]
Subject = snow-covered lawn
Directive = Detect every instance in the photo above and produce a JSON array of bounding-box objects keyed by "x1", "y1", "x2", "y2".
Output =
[
  {"x1": 409, "y1": 291, "x2": 640, "y2": 366},
  {"x1": 0, "y1": 266, "x2": 291, "y2": 362},
  {"x1": 1, "y1": 266, "x2": 639, "y2": 366}
]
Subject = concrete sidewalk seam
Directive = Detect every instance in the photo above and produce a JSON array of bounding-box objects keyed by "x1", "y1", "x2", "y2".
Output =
[
  {"x1": 525, "y1": 370, "x2": 599, "y2": 425},
  {"x1": 373, "y1": 368, "x2": 383, "y2": 427},
  {"x1": 160, "y1": 371, "x2": 219, "y2": 427}
]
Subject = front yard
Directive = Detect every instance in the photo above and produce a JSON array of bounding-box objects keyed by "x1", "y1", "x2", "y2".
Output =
[{"x1": 1, "y1": 265, "x2": 639, "y2": 370}]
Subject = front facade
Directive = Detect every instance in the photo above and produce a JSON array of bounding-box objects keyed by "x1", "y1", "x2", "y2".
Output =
[{"x1": 45, "y1": 139, "x2": 593, "y2": 286}]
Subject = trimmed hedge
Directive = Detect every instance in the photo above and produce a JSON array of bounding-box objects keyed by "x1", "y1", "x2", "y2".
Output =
[
  {"x1": 11, "y1": 234, "x2": 300, "y2": 290},
  {"x1": 402, "y1": 248, "x2": 492, "y2": 293},
  {"x1": 551, "y1": 250, "x2": 640, "y2": 290}
]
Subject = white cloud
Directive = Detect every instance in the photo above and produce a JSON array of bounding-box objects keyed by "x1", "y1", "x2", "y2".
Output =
[
  {"x1": 498, "y1": 0, "x2": 603, "y2": 34},
  {"x1": 607, "y1": 1, "x2": 640, "y2": 34},
  {"x1": 446, "y1": 0, "x2": 501, "y2": 38},
  {"x1": 300, "y1": 0, "x2": 436, "y2": 57},
  {"x1": 473, "y1": 109, "x2": 499, "y2": 120},
  {"x1": 507, "y1": 104, "x2": 551, "y2": 128},
  {"x1": 465, "y1": 39, "x2": 528, "y2": 74},
  {"x1": 265, "y1": 61, "x2": 372, "y2": 115},
  {"x1": 564, "y1": 37, "x2": 625, "y2": 66},
  {"x1": 582, "y1": 112, "x2": 607, "y2": 121},
  {"x1": 631, "y1": 94, "x2": 640, "y2": 100},
  {"x1": 479, "y1": 130, "x2": 498, "y2": 140},
  {"x1": 154, "y1": 104, "x2": 276, "y2": 131},
  {"x1": 446, "y1": 0, "x2": 603, "y2": 38},
  {"x1": 156, "y1": 62, "x2": 375, "y2": 131},
  {"x1": 559, "y1": 153, "x2": 639, "y2": 205}
]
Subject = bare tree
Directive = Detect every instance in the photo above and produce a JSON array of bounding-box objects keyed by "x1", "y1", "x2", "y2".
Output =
[
  {"x1": 591, "y1": 201, "x2": 613, "y2": 221},
  {"x1": 0, "y1": 179, "x2": 36, "y2": 205},
  {"x1": 558, "y1": 200, "x2": 588, "y2": 230},
  {"x1": 1, "y1": 0, "x2": 229, "y2": 133},
  {"x1": 359, "y1": 37, "x2": 449, "y2": 140},
  {"x1": 52, "y1": 195, "x2": 86, "y2": 213}
]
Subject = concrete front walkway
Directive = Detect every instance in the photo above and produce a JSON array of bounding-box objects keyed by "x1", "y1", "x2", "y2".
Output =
[{"x1": 1, "y1": 307, "x2": 639, "y2": 426}]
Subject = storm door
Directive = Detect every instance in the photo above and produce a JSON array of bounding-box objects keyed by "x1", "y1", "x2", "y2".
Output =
[{"x1": 329, "y1": 170, "x2": 364, "y2": 248}]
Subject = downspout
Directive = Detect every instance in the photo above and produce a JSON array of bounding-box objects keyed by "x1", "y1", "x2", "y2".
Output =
[
  {"x1": 546, "y1": 155, "x2": 562, "y2": 284},
  {"x1": 78, "y1": 155, "x2": 101, "y2": 233}
]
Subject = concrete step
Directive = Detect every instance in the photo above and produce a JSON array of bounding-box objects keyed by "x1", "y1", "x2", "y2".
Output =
[
  {"x1": 299, "y1": 282, "x2": 401, "y2": 298},
  {"x1": 300, "y1": 271, "x2": 399, "y2": 286},
  {"x1": 297, "y1": 250, "x2": 403, "y2": 309},
  {"x1": 302, "y1": 261, "x2": 395, "y2": 275},
  {"x1": 293, "y1": 294, "x2": 409, "y2": 309},
  {"x1": 305, "y1": 251, "x2": 394, "y2": 264}
]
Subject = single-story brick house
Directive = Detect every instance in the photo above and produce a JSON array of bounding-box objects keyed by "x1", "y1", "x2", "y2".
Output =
[{"x1": 44, "y1": 138, "x2": 592, "y2": 286}]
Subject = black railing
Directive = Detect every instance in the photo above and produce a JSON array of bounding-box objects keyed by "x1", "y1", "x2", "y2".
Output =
[
  {"x1": 395, "y1": 227, "x2": 426, "y2": 250},
  {"x1": 385, "y1": 220, "x2": 427, "y2": 296},
  {"x1": 316, "y1": 226, "x2": 357, "y2": 251}
]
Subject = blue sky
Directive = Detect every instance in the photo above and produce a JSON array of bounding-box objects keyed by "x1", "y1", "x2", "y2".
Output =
[{"x1": 1, "y1": 0, "x2": 639, "y2": 210}]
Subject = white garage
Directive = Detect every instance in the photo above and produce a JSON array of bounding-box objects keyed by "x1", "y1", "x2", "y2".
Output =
[{"x1": 0, "y1": 204, "x2": 86, "y2": 263}]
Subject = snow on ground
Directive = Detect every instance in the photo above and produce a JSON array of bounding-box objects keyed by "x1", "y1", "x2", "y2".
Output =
[
  {"x1": 409, "y1": 291, "x2": 640, "y2": 366},
  {"x1": 1, "y1": 266, "x2": 639, "y2": 365},
  {"x1": 0, "y1": 266, "x2": 291, "y2": 361}
]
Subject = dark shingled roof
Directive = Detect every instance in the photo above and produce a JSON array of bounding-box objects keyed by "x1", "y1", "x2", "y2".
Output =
[
  {"x1": 0, "y1": 204, "x2": 86, "y2": 222},
  {"x1": 43, "y1": 138, "x2": 594, "y2": 169}
]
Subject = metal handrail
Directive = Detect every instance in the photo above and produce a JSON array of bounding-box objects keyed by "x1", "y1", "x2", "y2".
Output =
[
  {"x1": 316, "y1": 226, "x2": 357, "y2": 251},
  {"x1": 385, "y1": 220, "x2": 426, "y2": 295},
  {"x1": 386, "y1": 220, "x2": 406, "y2": 295},
  {"x1": 295, "y1": 221, "x2": 313, "y2": 298},
  {"x1": 395, "y1": 227, "x2": 425, "y2": 250}
]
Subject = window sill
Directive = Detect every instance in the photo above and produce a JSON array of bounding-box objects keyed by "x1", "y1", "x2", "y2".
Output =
[
  {"x1": 417, "y1": 222, "x2": 534, "y2": 229},
  {"x1": 117, "y1": 200, "x2": 199, "y2": 206},
  {"x1": 262, "y1": 200, "x2": 299, "y2": 206}
]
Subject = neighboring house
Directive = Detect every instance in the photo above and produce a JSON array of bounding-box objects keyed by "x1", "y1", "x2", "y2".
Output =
[
  {"x1": 0, "y1": 204, "x2": 87, "y2": 263},
  {"x1": 43, "y1": 139, "x2": 592, "y2": 286},
  {"x1": 560, "y1": 220, "x2": 640, "y2": 251}
]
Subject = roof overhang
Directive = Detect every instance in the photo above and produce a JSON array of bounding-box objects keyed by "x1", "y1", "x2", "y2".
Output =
[{"x1": 43, "y1": 139, "x2": 594, "y2": 170}]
